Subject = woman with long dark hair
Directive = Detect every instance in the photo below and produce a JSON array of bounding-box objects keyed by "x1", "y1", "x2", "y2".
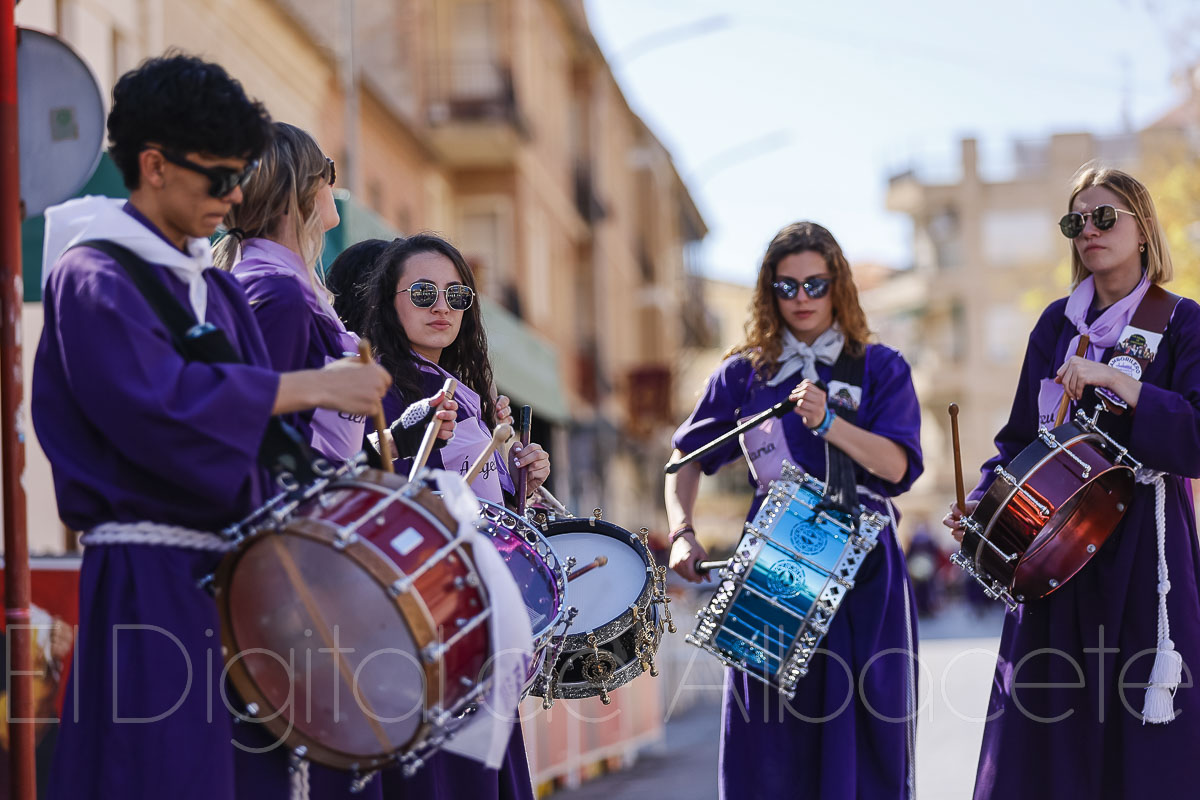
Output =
[
  {"x1": 362, "y1": 233, "x2": 547, "y2": 800},
  {"x1": 667, "y1": 221, "x2": 923, "y2": 799},
  {"x1": 945, "y1": 164, "x2": 1200, "y2": 798}
]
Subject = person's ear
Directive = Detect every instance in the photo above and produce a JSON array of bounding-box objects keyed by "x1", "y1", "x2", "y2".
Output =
[{"x1": 139, "y1": 149, "x2": 167, "y2": 190}]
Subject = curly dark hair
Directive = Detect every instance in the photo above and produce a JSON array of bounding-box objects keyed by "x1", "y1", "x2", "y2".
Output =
[
  {"x1": 326, "y1": 238, "x2": 390, "y2": 334},
  {"x1": 728, "y1": 221, "x2": 871, "y2": 376},
  {"x1": 364, "y1": 234, "x2": 498, "y2": 425},
  {"x1": 107, "y1": 52, "x2": 273, "y2": 190}
]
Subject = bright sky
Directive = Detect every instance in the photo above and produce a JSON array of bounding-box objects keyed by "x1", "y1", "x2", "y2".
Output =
[{"x1": 584, "y1": 0, "x2": 1191, "y2": 285}]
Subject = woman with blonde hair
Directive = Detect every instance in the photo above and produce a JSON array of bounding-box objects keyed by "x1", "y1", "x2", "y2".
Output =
[
  {"x1": 945, "y1": 164, "x2": 1200, "y2": 798},
  {"x1": 217, "y1": 124, "x2": 451, "y2": 467},
  {"x1": 667, "y1": 221, "x2": 923, "y2": 798}
]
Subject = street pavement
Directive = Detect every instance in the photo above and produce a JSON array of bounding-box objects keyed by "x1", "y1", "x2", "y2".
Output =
[{"x1": 547, "y1": 604, "x2": 1005, "y2": 799}]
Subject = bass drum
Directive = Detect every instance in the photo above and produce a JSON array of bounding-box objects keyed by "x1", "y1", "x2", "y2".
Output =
[
  {"x1": 214, "y1": 469, "x2": 491, "y2": 776},
  {"x1": 527, "y1": 512, "x2": 671, "y2": 704}
]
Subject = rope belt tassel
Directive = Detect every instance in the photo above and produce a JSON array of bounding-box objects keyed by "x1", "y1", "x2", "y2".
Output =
[{"x1": 1135, "y1": 468, "x2": 1180, "y2": 725}]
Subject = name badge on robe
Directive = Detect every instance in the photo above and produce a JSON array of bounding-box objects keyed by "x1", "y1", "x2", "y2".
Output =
[{"x1": 827, "y1": 381, "x2": 862, "y2": 413}]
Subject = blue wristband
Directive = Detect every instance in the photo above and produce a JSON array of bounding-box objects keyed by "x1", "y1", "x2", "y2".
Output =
[{"x1": 812, "y1": 407, "x2": 835, "y2": 438}]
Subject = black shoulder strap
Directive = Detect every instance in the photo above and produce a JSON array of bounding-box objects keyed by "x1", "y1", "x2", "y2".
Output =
[
  {"x1": 72, "y1": 239, "x2": 319, "y2": 485},
  {"x1": 818, "y1": 349, "x2": 866, "y2": 517}
]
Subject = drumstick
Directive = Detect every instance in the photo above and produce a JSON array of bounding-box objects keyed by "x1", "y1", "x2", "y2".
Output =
[
  {"x1": 465, "y1": 423, "x2": 513, "y2": 484},
  {"x1": 1054, "y1": 334, "x2": 1090, "y2": 427},
  {"x1": 357, "y1": 339, "x2": 393, "y2": 473},
  {"x1": 515, "y1": 405, "x2": 532, "y2": 515},
  {"x1": 567, "y1": 556, "x2": 608, "y2": 582},
  {"x1": 694, "y1": 558, "x2": 731, "y2": 575},
  {"x1": 408, "y1": 377, "x2": 457, "y2": 482},
  {"x1": 949, "y1": 403, "x2": 967, "y2": 514}
]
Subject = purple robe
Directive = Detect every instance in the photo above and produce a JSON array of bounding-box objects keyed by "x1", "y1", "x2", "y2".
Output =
[
  {"x1": 33, "y1": 216, "x2": 297, "y2": 798},
  {"x1": 968, "y1": 297, "x2": 1200, "y2": 799},
  {"x1": 232, "y1": 239, "x2": 365, "y2": 462},
  {"x1": 672, "y1": 344, "x2": 923, "y2": 800},
  {"x1": 376, "y1": 370, "x2": 533, "y2": 800}
]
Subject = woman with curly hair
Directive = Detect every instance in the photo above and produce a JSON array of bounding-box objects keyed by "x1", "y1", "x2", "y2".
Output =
[
  {"x1": 359, "y1": 233, "x2": 547, "y2": 800},
  {"x1": 666, "y1": 221, "x2": 923, "y2": 799}
]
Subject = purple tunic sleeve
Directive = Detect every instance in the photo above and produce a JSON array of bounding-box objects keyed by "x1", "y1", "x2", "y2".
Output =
[
  {"x1": 1129, "y1": 297, "x2": 1200, "y2": 477},
  {"x1": 857, "y1": 345, "x2": 924, "y2": 495},
  {"x1": 671, "y1": 355, "x2": 755, "y2": 475},
  {"x1": 239, "y1": 274, "x2": 311, "y2": 373},
  {"x1": 35, "y1": 248, "x2": 280, "y2": 527}
]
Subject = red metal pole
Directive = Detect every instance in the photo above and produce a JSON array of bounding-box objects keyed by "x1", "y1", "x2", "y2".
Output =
[{"x1": 0, "y1": 11, "x2": 36, "y2": 800}]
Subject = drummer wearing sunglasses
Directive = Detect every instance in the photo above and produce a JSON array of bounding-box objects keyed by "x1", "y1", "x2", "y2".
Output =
[
  {"x1": 943, "y1": 164, "x2": 1200, "y2": 798},
  {"x1": 32, "y1": 54, "x2": 394, "y2": 800},
  {"x1": 666, "y1": 221, "x2": 923, "y2": 798},
  {"x1": 358, "y1": 233, "x2": 546, "y2": 800}
]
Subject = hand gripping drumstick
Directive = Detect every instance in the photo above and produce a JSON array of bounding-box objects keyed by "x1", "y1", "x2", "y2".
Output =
[
  {"x1": 949, "y1": 403, "x2": 967, "y2": 514},
  {"x1": 1054, "y1": 334, "x2": 1090, "y2": 427},
  {"x1": 357, "y1": 339, "x2": 393, "y2": 473},
  {"x1": 465, "y1": 423, "x2": 513, "y2": 484},
  {"x1": 409, "y1": 377, "x2": 457, "y2": 482},
  {"x1": 516, "y1": 405, "x2": 532, "y2": 515}
]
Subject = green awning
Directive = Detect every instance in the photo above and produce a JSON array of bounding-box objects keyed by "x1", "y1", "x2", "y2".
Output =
[
  {"x1": 22, "y1": 153, "x2": 128, "y2": 301},
  {"x1": 480, "y1": 297, "x2": 570, "y2": 423}
]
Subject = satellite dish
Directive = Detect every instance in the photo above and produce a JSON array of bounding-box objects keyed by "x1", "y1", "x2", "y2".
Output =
[{"x1": 17, "y1": 28, "x2": 105, "y2": 218}]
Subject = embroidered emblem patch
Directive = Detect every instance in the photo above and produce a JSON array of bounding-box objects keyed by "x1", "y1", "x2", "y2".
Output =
[
  {"x1": 789, "y1": 519, "x2": 827, "y2": 556},
  {"x1": 1113, "y1": 326, "x2": 1161, "y2": 361},
  {"x1": 767, "y1": 560, "x2": 806, "y2": 598},
  {"x1": 827, "y1": 380, "x2": 862, "y2": 412}
]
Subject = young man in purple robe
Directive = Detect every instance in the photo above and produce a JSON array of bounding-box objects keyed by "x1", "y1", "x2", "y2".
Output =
[
  {"x1": 945, "y1": 165, "x2": 1200, "y2": 798},
  {"x1": 667, "y1": 222, "x2": 923, "y2": 799},
  {"x1": 33, "y1": 54, "x2": 391, "y2": 800}
]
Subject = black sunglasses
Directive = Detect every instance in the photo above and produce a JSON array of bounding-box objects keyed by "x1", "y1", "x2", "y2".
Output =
[
  {"x1": 323, "y1": 157, "x2": 336, "y2": 187},
  {"x1": 398, "y1": 281, "x2": 475, "y2": 311},
  {"x1": 1059, "y1": 205, "x2": 1137, "y2": 239},
  {"x1": 149, "y1": 147, "x2": 260, "y2": 198},
  {"x1": 773, "y1": 276, "x2": 831, "y2": 300}
]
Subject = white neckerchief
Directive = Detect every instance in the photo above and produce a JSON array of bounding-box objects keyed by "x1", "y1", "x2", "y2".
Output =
[
  {"x1": 766, "y1": 326, "x2": 845, "y2": 387},
  {"x1": 43, "y1": 195, "x2": 213, "y2": 321}
]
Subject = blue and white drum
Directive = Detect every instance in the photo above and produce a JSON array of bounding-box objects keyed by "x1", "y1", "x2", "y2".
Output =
[{"x1": 686, "y1": 462, "x2": 886, "y2": 699}]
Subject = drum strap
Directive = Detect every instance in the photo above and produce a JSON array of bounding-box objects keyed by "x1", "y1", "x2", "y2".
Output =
[
  {"x1": 72, "y1": 240, "x2": 321, "y2": 486},
  {"x1": 818, "y1": 351, "x2": 866, "y2": 517},
  {"x1": 1094, "y1": 283, "x2": 1181, "y2": 415}
]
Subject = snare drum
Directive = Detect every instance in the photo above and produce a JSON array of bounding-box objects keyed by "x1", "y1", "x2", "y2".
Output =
[
  {"x1": 951, "y1": 413, "x2": 1138, "y2": 609},
  {"x1": 476, "y1": 499, "x2": 568, "y2": 694},
  {"x1": 527, "y1": 511, "x2": 671, "y2": 705},
  {"x1": 686, "y1": 467, "x2": 886, "y2": 699},
  {"x1": 213, "y1": 469, "x2": 491, "y2": 777}
]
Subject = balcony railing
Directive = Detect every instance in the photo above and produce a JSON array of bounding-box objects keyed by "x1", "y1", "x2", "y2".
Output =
[{"x1": 426, "y1": 58, "x2": 521, "y2": 127}]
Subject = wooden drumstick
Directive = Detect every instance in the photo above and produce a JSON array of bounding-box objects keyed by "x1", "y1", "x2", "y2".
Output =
[
  {"x1": 409, "y1": 377, "x2": 457, "y2": 482},
  {"x1": 465, "y1": 423, "x2": 513, "y2": 485},
  {"x1": 949, "y1": 403, "x2": 967, "y2": 514},
  {"x1": 515, "y1": 405, "x2": 532, "y2": 515},
  {"x1": 1054, "y1": 334, "x2": 1090, "y2": 427},
  {"x1": 357, "y1": 339, "x2": 393, "y2": 473},
  {"x1": 567, "y1": 556, "x2": 608, "y2": 582}
]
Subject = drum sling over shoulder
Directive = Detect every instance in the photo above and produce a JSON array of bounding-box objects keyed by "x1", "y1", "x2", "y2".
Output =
[
  {"x1": 73, "y1": 239, "x2": 321, "y2": 486},
  {"x1": 817, "y1": 350, "x2": 866, "y2": 519}
]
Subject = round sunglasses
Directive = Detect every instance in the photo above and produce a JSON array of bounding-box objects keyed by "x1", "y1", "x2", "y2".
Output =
[
  {"x1": 397, "y1": 281, "x2": 475, "y2": 311},
  {"x1": 1059, "y1": 205, "x2": 1137, "y2": 239},
  {"x1": 772, "y1": 275, "x2": 831, "y2": 301}
]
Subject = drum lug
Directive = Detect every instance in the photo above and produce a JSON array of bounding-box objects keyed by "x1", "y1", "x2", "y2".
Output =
[
  {"x1": 288, "y1": 746, "x2": 307, "y2": 772},
  {"x1": 453, "y1": 576, "x2": 466, "y2": 590},
  {"x1": 245, "y1": 702, "x2": 259, "y2": 717},
  {"x1": 333, "y1": 531, "x2": 359, "y2": 550},
  {"x1": 349, "y1": 770, "x2": 379, "y2": 794},
  {"x1": 196, "y1": 573, "x2": 216, "y2": 596}
]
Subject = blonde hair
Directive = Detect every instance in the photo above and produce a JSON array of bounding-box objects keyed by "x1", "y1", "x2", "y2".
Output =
[
  {"x1": 214, "y1": 122, "x2": 331, "y2": 298},
  {"x1": 1067, "y1": 162, "x2": 1172, "y2": 286},
  {"x1": 727, "y1": 221, "x2": 872, "y2": 376}
]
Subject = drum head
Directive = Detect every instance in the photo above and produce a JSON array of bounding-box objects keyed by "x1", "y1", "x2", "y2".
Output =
[
  {"x1": 548, "y1": 529, "x2": 647, "y2": 633},
  {"x1": 222, "y1": 529, "x2": 425, "y2": 763}
]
